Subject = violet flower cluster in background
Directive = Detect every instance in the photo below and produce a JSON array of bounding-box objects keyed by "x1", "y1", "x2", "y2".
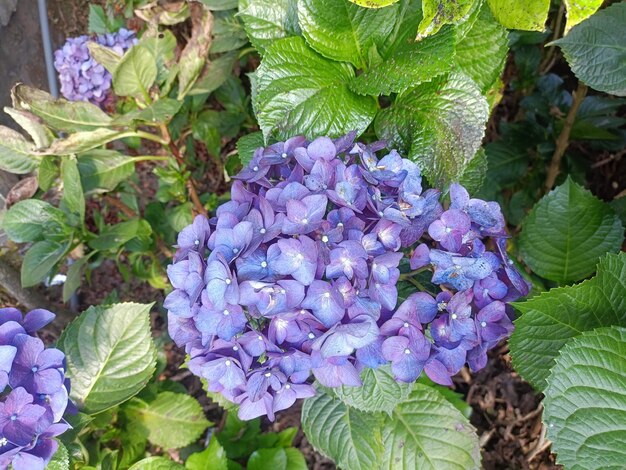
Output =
[
  {"x1": 164, "y1": 133, "x2": 530, "y2": 421},
  {"x1": 0, "y1": 309, "x2": 72, "y2": 470},
  {"x1": 54, "y1": 29, "x2": 137, "y2": 105}
]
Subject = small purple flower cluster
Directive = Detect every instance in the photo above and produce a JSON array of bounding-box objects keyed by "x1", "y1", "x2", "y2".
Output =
[
  {"x1": 0, "y1": 308, "x2": 72, "y2": 470},
  {"x1": 54, "y1": 29, "x2": 137, "y2": 104},
  {"x1": 165, "y1": 133, "x2": 530, "y2": 420}
]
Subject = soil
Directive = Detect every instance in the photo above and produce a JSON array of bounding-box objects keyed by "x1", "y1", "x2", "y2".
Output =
[{"x1": 0, "y1": 3, "x2": 568, "y2": 469}]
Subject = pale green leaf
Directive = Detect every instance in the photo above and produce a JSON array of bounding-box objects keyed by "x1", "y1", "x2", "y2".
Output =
[
  {"x1": 112, "y1": 99, "x2": 182, "y2": 126},
  {"x1": 510, "y1": 252, "x2": 626, "y2": 389},
  {"x1": 88, "y1": 4, "x2": 108, "y2": 34},
  {"x1": 544, "y1": 326, "x2": 626, "y2": 469},
  {"x1": 140, "y1": 30, "x2": 177, "y2": 82},
  {"x1": 4, "y1": 107, "x2": 54, "y2": 148},
  {"x1": 0, "y1": 125, "x2": 39, "y2": 174},
  {"x1": 38, "y1": 157, "x2": 59, "y2": 191},
  {"x1": 298, "y1": 0, "x2": 399, "y2": 69},
  {"x1": 61, "y1": 157, "x2": 85, "y2": 221},
  {"x1": 113, "y1": 45, "x2": 158, "y2": 99},
  {"x1": 247, "y1": 448, "x2": 307, "y2": 470},
  {"x1": 458, "y1": 148, "x2": 487, "y2": 194},
  {"x1": 348, "y1": 0, "x2": 400, "y2": 8},
  {"x1": 12, "y1": 84, "x2": 113, "y2": 132},
  {"x1": 199, "y1": 0, "x2": 238, "y2": 10},
  {"x1": 253, "y1": 37, "x2": 377, "y2": 140},
  {"x1": 87, "y1": 42, "x2": 122, "y2": 74},
  {"x1": 350, "y1": 27, "x2": 455, "y2": 95},
  {"x1": 380, "y1": 384, "x2": 480, "y2": 469},
  {"x1": 130, "y1": 457, "x2": 185, "y2": 470},
  {"x1": 58, "y1": 302, "x2": 157, "y2": 414},
  {"x1": 487, "y1": 0, "x2": 549, "y2": 31},
  {"x1": 185, "y1": 435, "x2": 228, "y2": 470},
  {"x1": 77, "y1": 149, "x2": 135, "y2": 194},
  {"x1": 21, "y1": 239, "x2": 70, "y2": 287},
  {"x1": 2, "y1": 199, "x2": 67, "y2": 243},
  {"x1": 125, "y1": 392, "x2": 210, "y2": 449},
  {"x1": 375, "y1": 73, "x2": 489, "y2": 187},
  {"x1": 177, "y1": 4, "x2": 214, "y2": 100},
  {"x1": 88, "y1": 219, "x2": 148, "y2": 251},
  {"x1": 330, "y1": 365, "x2": 413, "y2": 415},
  {"x1": 190, "y1": 52, "x2": 238, "y2": 95},
  {"x1": 47, "y1": 441, "x2": 69, "y2": 470},
  {"x1": 553, "y1": 2, "x2": 626, "y2": 96},
  {"x1": 63, "y1": 257, "x2": 88, "y2": 303},
  {"x1": 301, "y1": 391, "x2": 384, "y2": 470},
  {"x1": 519, "y1": 178, "x2": 624, "y2": 283},
  {"x1": 43, "y1": 128, "x2": 128, "y2": 155},
  {"x1": 563, "y1": 0, "x2": 603, "y2": 33},
  {"x1": 418, "y1": 0, "x2": 475, "y2": 38},
  {"x1": 238, "y1": 0, "x2": 301, "y2": 55}
]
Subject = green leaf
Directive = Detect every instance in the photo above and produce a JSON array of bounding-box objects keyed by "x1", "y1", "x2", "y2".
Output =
[
  {"x1": 563, "y1": 0, "x2": 603, "y2": 33},
  {"x1": 21, "y1": 239, "x2": 70, "y2": 287},
  {"x1": 348, "y1": 0, "x2": 400, "y2": 8},
  {"x1": 2, "y1": 199, "x2": 67, "y2": 243},
  {"x1": 186, "y1": 435, "x2": 228, "y2": 470},
  {"x1": 4, "y1": 107, "x2": 54, "y2": 148},
  {"x1": 298, "y1": 0, "x2": 399, "y2": 69},
  {"x1": 129, "y1": 457, "x2": 185, "y2": 470},
  {"x1": 63, "y1": 257, "x2": 89, "y2": 303},
  {"x1": 247, "y1": 448, "x2": 307, "y2": 470},
  {"x1": 330, "y1": 365, "x2": 413, "y2": 415},
  {"x1": 87, "y1": 42, "x2": 123, "y2": 74},
  {"x1": 124, "y1": 392, "x2": 210, "y2": 449},
  {"x1": 47, "y1": 441, "x2": 70, "y2": 470},
  {"x1": 190, "y1": 52, "x2": 238, "y2": 95},
  {"x1": 380, "y1": 384, "x2": 480, "y2": 469},
  {"x1": 0, "y1": 125, "x2": 39, "y2": 174},
  {"x1": 519, "y1": 178, "x2": 624, "y2": 283},
  {"x1": 543, "y1": 326, "x2": 626, "y2": 470},
  {"x1": 177, "y1": 4, "x2": 214, "y2": 100},
  {"x1": 61, "y1": 157, "x2": 85, "y2": 221},
  {"x1": 301, "y1": 391, "x2": 384, "y2": 470},
  {"x1": 553, "y1": 2, "x2": 626, "y2": 96},
  {"x1": 487, "y1": 0, "x2": 549, "y2": 31},
  {"x1": 375, "y1": 73, "x2": 489, "y2": 187},
  {"x1": 12, "y1": 84, "x2": 113, "y2": 132},
  {"x1": 458, "y1": 148, "x2": 487, "y2": 194},
  {"x1": 236, "y1": 132, "x2": 264, "y2": 166},
  {"x1": 58, "y1": 302, "x2": 157, "y2": 414},
  {"x1": 454, "y1": 3, "x2": 508, "y2": 93},
  {"x1": 42, "y1": 128, "x2": 128, "y2": 156},
  {"x1": 112, "y1": 45, "x2": 158, "y2": 99},
  {"x1": 199, "y1": 0, "x2": 238, "y2": 10},
  {"x1": 140, "y1": 30, "x2": 177, "y2": 83},
  {"x1": 253, "y1": 37, "x2": 377, "y2": 140},
  {"x1": 211, "y1": 10, "x2": 249, "y2": 53},
  {"x1": 418, "y1": 0, "x2": 475, "y2": 38},
  {"x1": 113, "y1": 99, "x2": 183, "y2": 126},
  {"x1": 38, "y1": 157, "x2": 59, "y2": 191},
  {"x1": 88, "y1": 4, "x2": 108, "y2": 34},
  {"x1": 483, "y1": 140, "x2": 528, "y2": 188},
  {"x1": 510, "y1": 252, "x2": 626, "y2": 390},
  {"x1": 77, "y1": 149, "x2": 135, "y2": 194},
  {"x1": 238, "y1": 0, "x2": 301, "y2": 55},
  {"x1": 350, "y1": 27, "x2": 455, "y2": 95},
  {"x1": 89, "y1": 219, "x2": 149, "y2": 251},
  {"x1": 215, "y1": 413, "x2": 262, "y2": 459}
]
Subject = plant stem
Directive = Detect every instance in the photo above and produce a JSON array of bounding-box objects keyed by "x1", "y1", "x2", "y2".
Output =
[
  {"x1": 129, "y1": 156, "x2": 173, "y2": 163},
  {"x1": 540, "y1": 2, "x2": 565, "y2": 74},
  {"x1": 399, "y1": 267, "x2": 428, "y2": 281},
  {"x1": 544, "y1": 82, "x2": 588, "y2": 192},
  {"x1": 134, "y1": 130, "x2": 169, "y2": 146}
]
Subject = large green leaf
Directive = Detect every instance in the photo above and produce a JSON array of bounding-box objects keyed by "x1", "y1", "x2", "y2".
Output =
[
  {"x1": 330, "y1": 366, "x2": 413, "y2": 415},
  {"x1": 247, "y1": 448, "x2": 307, "y2": 470},
  {"x1": 375, "y1": 73, "x2": 489, "y2": 187},
  {"x1": 418, "y1": 0, "x2": 475, "y2": 38},
  {"x1": 298, "y1": 0, "x2": 399, "y2": 69},
  {"x1": 60, "y1": 157, "x2": 85, "y2": 222},
  {"x1": 454, "y1": 3, "x2": 508, "y2": 93},
  {"x1": 77, "y1": 149, "x2": 135, "y2": 194},
  {"x1": 380, "y1": 384, "x2": 480, "y2": 469},
  {"x1": 186, "y1": 435, "x2": 229, "y2": 470},
  {"x1": 553, "y1": 2, "x2": 626, "y2": 96},
  {"x1": 487, "y1": 0, "x2": 549, "y2": 31},
  {"x1": 236, "y1": 132, "x2": 264, "y2": 166},
  {"x1": 112, "y1": 45, "x2": 158, "y2": 99},
  {"x1": 58, "y1": 303, "x2": 157, "y2": 414},
  {"x1": 125, "y1": 392, "x2": 210, "y2": 449},
  {"x1": 510, "y1": 252, "x2": 626, "y2": 390},
  {"x1": 112, "y1": 98, "x2": 182, "y2": 126},
  {"x1": 2, "y1": 199, "x2": 67, "y2": 243},
  {"x1": 47, "y1": 442, "x2": 69, "y2": 470},
  {"x1": 87, "y1": 42, "x2": 123, "y2": 74},
  {"x1": 89, "y1": 219, "x2": 150, "y2": 251},
  {"x1": 253, "y1": 37, "x2": 377, "y2": 140},
  {"x1": 519, "y1": 178, "x2": 624, "y2": 284},
  {"x1": 239, "y1": 0, "x2": 301, "y2": 55},
  {"x1": 563, "y1": 0, "x2": 604, "y2": 34},
  {"x1": 0, "y1": 125, "x2": 39, "y2": 174},
  {"x1": 190, "y1": 52, "x2": 238, "y2": 95},
  {"x1": 350, "y1": 27, "x2": 455, "y2": 95},
  {"x1": 301, "y1": 391, "x2": 384, "y2": 470},
  {"x1": 21, "y1": 239, "x2": 71, "y2": 287},
  {"x1": 483, "y1": 140, "x2": 528, "y2": 188},
  {"x1": 544, "y1": 326, "x2": 626, "y2": 469},
  {"x1": 12, "y1": 84, "x2": 113, "y2": 132},
  {"x1": 130, "y1": 457, "x2": 185, "y2": 470}
]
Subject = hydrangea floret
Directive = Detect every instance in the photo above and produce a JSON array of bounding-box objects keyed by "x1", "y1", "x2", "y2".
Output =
[
  {"x1": 0, "y1": 308, "x2": 73, "y2": 470},
  {"x1": 54, "y1": 29, "x2": 137, "y2": 104},
  {"x1": 164, "y1": 133, "x2": 530, "y2": 421}
]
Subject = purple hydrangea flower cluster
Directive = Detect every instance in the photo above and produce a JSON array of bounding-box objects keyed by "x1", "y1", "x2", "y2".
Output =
[
  {"x1": 0, "y1": 308, "x2": 72, "y2": 470},
  {"x1": 54, "y1": 29, "x2": 137, "y2": 104},
  {"x1": 165, "y1": 133, "x2": 530, "y2": 421}
]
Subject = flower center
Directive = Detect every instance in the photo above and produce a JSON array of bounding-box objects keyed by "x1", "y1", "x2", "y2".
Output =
[
  {"x1": 233, "y1": 248, "x2": 239, "y2": 254},
  {"x1": 308, "y1": 333, "x2": 315, "y2": 339},
  {"x1": 10, "y1": 414, "x2": 17, "y2": 421},
  {"x1": 281, "y1": 152, "x2": 288, "y2": 159},
  {"x1": 223, "y1": 310, "x2": 229, "y2": 316},
  {"x1": 451, "y1": 313, "x2": 458, "y2": 320},
  {"x1": 264, "y1": 372, "x2": 271, "y2": 377},
  {"x1": 253, "y1": 166, "x2": 259, "y2": 171},
  {"x1": 403, "y1": 322, "x2": 409, "y2": 328},
  {"x1": 301, "y1": 218, "x2": 308, "y2": 224},
  {"x1": 321, "y1": 235, "x2": 329, "y2": 243},
  {"x1": 261, "y1": 261, "x2": 268, "y2": 268},
  {"x1": 225, "y1": 279, "x2": 231, "y2": 285},
  {"x1": 480, "y1": 321, "x2": 487, "y2": 327},
  {"x1": 225, "y1": 360, "x2": 231, "y2": 366},
  {"x1": 404, "y1": 349, "x2": 411, "y2": 355},
  {"x1": 194, "y1": 239, "x2": 200, "y2": 246},
  {"x1": 31, "y1": 366, "x2": 39, "y2": 373}
]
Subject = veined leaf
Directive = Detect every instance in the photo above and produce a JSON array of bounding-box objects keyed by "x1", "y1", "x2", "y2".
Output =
[
  {"x1": 247, "y1": 448, "x2": 307, "y2": 470},
  {"x1": 60, "y1": 157, "x2": 85, "y2": 222},
  {"x1": 2, "y1": 199, "x2": 67, "y2": 243},
  {"x1": 77, "y1": 149, "x2": 135, "y2": 194},
  {"x1": 4, "y1": 107, "x2": 54, "y2": 148},
  {"x1": 42, "y1": 128, "x2": 129, "y2": 155},
  {"x1": 510, "y1": 252, "x2": 626, "y2": 390},
  {"x1": 177, "y1": 4, "x2": 214, "y2": 100},
  {"x1": 186, "y1": 435, "x2": 229, "y2": 470},
  {"x1": 113, "y1": 45, "x2": 158, "y2": 99},
  {"x1": 418, "y1": 0, "x2": 475, "y2": 38},
  {"x1": 47, "y1": 442, "x2": 69, "y2": 470},
  {"x1": 253, "y1": 36, "x2": 377, "y2": 140},
  {"x1": 239, "y1": 0, "x2": 301, "y2": 55},
  {"x1": 21, "y1": 239, "x2": 71, "y2": 287},
  {"x1": 112, "y1": 98, "x2": 182, "y2": 126},
  {"x1": 129, "y1": 457, "x2": 185, "y2": 470},
  {"x1": 487, "y1": 0, "x2": 549, "y2": 31},
  {"x1": 87, "y1": 42, "x2": 122, "y2": 74},
  {"x1": 0, "y1": 125, "x2": 39, "y2": 174},
  {"x1": 563, "y1": 0, "x2": 603, "y2": 33},
  {"x1": 237, "y1": 132, "x2": 264, "y2": 166},
  {"x1": 544, "y1": 326, "x2": 626, "y2": 469},
  {"x1": 58, "y1": 303, "x2": 157, "y2": 414},
  {"x1": 519, "y1": 178, "x2": 624, "y2": 283}
]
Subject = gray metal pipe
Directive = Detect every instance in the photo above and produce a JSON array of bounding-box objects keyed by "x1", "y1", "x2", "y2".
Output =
[{"x1": 37, "y1": 0, "x2": 58, "y2": 98}]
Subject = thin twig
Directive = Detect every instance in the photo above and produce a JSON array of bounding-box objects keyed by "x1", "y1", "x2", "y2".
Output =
[
  {"x1": 544, "y1": 82, "x2": 588, "y2": 192},
  {"x1": 540, "y1": 2, "x2": 565, "y2": 74}
]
